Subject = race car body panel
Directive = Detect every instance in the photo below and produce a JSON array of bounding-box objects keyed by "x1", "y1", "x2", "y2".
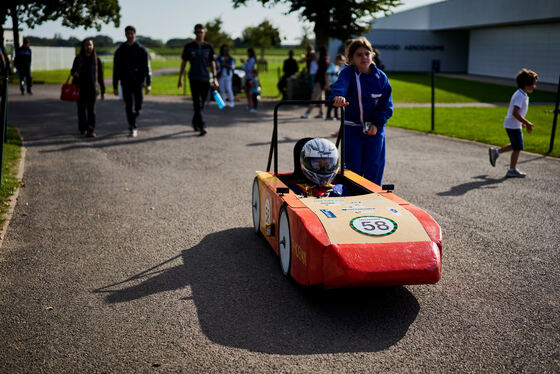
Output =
[{"x1": 254, "y1": 169, "x2": 442, "y2": 287}]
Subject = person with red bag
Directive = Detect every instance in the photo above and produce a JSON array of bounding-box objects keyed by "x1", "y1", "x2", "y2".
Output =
[{"x1": 71, "y1": 39, "x2": 105, "y2": 138}]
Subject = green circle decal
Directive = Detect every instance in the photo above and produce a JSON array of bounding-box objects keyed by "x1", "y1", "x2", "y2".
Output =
[{"x1": 350, "y1": 216, "x2": 398, "y2": 236}]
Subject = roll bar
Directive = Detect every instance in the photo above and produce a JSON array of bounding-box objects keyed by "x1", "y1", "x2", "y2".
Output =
[{"x1": 267, "y1": 100, "x2": 345, "y2": 176}]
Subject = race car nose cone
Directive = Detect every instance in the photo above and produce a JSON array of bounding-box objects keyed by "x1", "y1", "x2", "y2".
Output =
[{"x1": 322, "y1": 241, "x2": 441, "y2": 288}]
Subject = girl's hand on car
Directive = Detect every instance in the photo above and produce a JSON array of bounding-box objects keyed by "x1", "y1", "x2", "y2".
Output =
[{"x1": 332, "y1": 96, "x2": 349, "y2": 107}]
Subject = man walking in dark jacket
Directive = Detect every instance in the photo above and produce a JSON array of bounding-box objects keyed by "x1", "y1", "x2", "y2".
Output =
[
  {"x1": 113, "y1": 25, "x2": 152, "y2": 137},
  {"x1": 15, "y1": 39, "x2": 32, "y2": 95}
]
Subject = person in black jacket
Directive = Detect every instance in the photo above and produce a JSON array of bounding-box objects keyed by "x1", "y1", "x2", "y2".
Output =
[
  {"x1": 71, "y1": 39, "x2": 105, "y2": 138},
  {"x1": 15, "y1": 39, "x2": 32, "y2": 95},
  {"x1": 277, "y1": 49, "x2": 299, "y2": 100},
  {"x1": 113, "y1": 25, "x2": 152, "y2": 137}
]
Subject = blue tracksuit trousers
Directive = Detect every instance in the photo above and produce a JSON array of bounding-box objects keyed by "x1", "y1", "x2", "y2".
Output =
[{"x1": 344, "y1": 125, "x2": 386, "y2": 186}]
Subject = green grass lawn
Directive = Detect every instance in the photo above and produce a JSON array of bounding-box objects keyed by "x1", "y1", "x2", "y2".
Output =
[
  {"x1": 149, "y1": 54, "x2": 289, "y2": 97},
  {"x1": 151, "y1": 73, "x2": 184, "y2": 95},
  {"x1": 31, "y1": 69, "x2": 72, "y2": 85},
  {"x1": 0, "y1": 126, "x2": 23, "y2": 225},
  {"x1": 388, "y1": 73, "x2": 556, "y2": 103},
  {"x1": 32, "y1": 61, "x2": 556, "y2": 103},
  {"x1": 391, "y1": 106, "x2": 559, "y2": 157}
]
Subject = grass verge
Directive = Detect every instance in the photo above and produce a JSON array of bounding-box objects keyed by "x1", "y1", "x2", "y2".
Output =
[
  {"x1": 388, "y1": 73, "x2": 556, "y2": 103},
  {"x1": 391, "y1": 106, "x2": 559, "y2": 157},
  {"x1": 0, "y1": 126, "x2": 23, "y2": 225}
]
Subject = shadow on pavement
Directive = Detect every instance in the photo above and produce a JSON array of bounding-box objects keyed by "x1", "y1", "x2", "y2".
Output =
[
  {"x1": 518, "y1": 155, "x2": 547, "y2": 164},
  {"x1": 246, "y1": 135, "x2": 301, "y2": 147},
  {"x1": 94, "y1": 227, "x2": 419, "y2": 354},
  {"x1": 437, "y1": 174, "x2": 507, "y2": 196},
  {"x1": 8, "y1": 97, "x2": 277, "y2": 151}
]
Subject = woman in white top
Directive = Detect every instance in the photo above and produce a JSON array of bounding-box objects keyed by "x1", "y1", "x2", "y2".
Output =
[{"x1": 216, "y1": 45, "x2": 235, "y2": 107}]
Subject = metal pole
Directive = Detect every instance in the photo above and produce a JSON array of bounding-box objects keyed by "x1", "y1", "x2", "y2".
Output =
[
  {"x1": 0, "y1": 67, "x2": 9, "y2": 187},
  {"x1": 431, "y1": 68, "x2": 435, "y2": 132},
  {"x1": 340, "y1": 106, "x2": 345, "y2": 177},
  {"x1": 547, "y1": 74, "x2": 560, "y2": 154}
]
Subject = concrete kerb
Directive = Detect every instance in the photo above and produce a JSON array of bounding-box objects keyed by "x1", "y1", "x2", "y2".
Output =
[{"x1": 0, "y1": 146, "x2": 26, "y2": 251}]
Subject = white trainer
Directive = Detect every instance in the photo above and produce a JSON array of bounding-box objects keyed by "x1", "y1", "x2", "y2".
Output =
[
  {"x1": 506, "y1": 168, "x2": 526, "y2": 178},
  {"x1": 488, "y1": 148, "x2": 499, "y2": 167}
]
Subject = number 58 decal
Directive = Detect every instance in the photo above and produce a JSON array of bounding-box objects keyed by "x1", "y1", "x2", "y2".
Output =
[{"x1": 350, "y1": 216, "x2": 398, "y2": 236}]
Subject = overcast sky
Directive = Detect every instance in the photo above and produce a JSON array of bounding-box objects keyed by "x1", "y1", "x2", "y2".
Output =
[{"x1": 8, "y1": 0, "x2": 445, "y2": 44}]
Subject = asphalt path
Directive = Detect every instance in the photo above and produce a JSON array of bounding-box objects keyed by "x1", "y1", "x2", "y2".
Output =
[{"x1": 1, "y1": 84, "x2": 559, "y2": 373}]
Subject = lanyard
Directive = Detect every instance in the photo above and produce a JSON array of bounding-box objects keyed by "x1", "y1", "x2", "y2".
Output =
[{"x1": 354, "y1": 72, "x2": 364, "y2": 124}]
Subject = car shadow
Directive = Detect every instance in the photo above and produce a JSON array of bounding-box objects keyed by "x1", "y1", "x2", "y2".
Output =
[
  {"x1": 437, "y1": 174, "x2": 507, "y2": 196},
  {"x1": 94, "y1": 227, "x2": 420, "y2": 354}
]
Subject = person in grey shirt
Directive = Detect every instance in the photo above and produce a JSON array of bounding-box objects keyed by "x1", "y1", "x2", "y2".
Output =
[{"x1": 178, "y1": 23, "x2": 218, "y2": 137}]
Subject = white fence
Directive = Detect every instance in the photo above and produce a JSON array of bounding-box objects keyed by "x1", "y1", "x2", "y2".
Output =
[{"x1": 31, "y1": 46, "x2": 75, "y2": 71}]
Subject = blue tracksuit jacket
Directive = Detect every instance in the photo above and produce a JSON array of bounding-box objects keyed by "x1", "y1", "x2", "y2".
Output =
[{"x1": 328, "y1": 64, "x2": 393, "y2": 185}]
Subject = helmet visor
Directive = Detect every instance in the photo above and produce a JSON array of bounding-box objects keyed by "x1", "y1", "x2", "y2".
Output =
[{"x1": 307, "y1": 157, "x2": 339, "y2": 173}]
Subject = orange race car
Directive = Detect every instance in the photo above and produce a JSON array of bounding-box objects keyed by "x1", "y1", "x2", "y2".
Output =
[{"x1": 251, "y1": 100, "x2": 442, "y2": 288}]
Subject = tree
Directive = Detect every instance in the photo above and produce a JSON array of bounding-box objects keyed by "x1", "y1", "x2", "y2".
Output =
[
  {"x1": 1, "y1": 0, "x2": 120, "y2": 55},
  {"x1": 233, "y1": 0, "x2": 402, "y2": 51},
  {"x1": 242, "y1": 19, "x2": 281, "y2": 61},
  {"x1": 26, "y1": 35, "x2": 80, "y2": 47},
  {"x1": 166, "y1": 38, "x2": 192, "y2": 49},
  {"x1": 89, "y1": 35, "x2": 115, "y2": 48},
  {"x1": 136, "y1": 35, "x2": 164, "y2": 49},
  {"x1": 233, "y1": 37, "x2": 247, "y2": 49},
  {"x1": 298, "y1": 25, "x2": 314, "y2": 49},
  {"x1": 204, "y1": 18, "x2": 233, "y2": 50}
]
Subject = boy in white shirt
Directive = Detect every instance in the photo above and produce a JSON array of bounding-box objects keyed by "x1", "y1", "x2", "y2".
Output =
[{"x1": 489, "y1": 69, "x2": 538, "y2": 178}]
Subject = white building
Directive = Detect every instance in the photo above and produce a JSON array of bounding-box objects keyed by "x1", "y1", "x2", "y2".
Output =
[{"x1": 330, "y1": 0, "x2": 560, "y2": 84}]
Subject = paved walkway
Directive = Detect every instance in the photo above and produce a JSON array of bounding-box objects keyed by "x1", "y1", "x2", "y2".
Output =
[{"x1": 1, "y1": 83, "x2": 559, "y2": 373}]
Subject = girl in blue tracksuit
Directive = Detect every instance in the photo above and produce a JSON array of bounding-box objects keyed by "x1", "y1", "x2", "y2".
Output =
[{"x1": 329, "y1": 38, "x2": 393, "y2": 186}]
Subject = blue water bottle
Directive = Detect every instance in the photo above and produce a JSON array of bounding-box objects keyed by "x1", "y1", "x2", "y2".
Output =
[{"x1": 212, "y1": 89, "x2": 225, "y2": 109}]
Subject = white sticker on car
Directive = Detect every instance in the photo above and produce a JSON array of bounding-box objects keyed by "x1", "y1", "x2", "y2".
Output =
[{"x1": 350, "y1": 216, "x2": 398, "y2": 236}]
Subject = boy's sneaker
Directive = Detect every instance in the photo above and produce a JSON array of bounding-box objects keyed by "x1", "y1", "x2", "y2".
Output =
[
  {"x1": 488, "y1": 148, "x2": 499, "y2": 167},
  {"x1": 129, "y1": 128, "x2": 138, "y2": 137},
  {"x1": 506, "y1": 168, "x2": 526, "y2": 178},
  {"x1": 249, "y1": 108, "x2": 257, "y2": 113},
  {"x1": 300, "y1": 113, "x2": 309, "y2": 119},
  {"x1": 314, "y1": 114, "x2": 323, "y2": 119}
]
